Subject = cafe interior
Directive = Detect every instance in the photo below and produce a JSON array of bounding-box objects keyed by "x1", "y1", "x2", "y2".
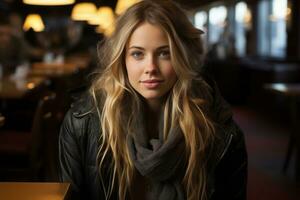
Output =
[{"x1": 0, "y1": 0, "x2": 299, "y2": 199}]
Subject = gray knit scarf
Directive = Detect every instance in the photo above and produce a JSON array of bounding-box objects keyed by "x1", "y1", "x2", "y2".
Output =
[{"x1": 127, "y1": 109, "x2": 186, "y2": 200}]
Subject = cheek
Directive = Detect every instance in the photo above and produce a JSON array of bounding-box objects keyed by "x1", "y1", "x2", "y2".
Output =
[
  {"x1": 125, "y1": 60, "x2": 140, "y2": 82},
  {"x1": 163, "y1": 64, "x2": 177, "y2": 80}
]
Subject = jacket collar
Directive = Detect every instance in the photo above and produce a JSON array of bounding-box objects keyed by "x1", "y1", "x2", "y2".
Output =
[{"x1": 71, "y1": 92, "x2": 95, "y2": 118}]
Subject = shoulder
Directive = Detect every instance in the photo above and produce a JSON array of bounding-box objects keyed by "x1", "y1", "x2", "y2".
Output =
[
  {"x1": 69, "y1": 91, "x2": 96, "y2": 118},
  {"x1": 58, "y1": 93, "x2": 103, "y2": 198},
  {"x1": 218, "y1": 119, "x2": 246, "y2": 158},
  {"x1": 60, "y1": 91, "x2": 100, "y2": 140},
  {"x1": 209, "y1": 118, "x2": 247, "y2": 176},
  {"x1": 199, "y1": 72, "x2": 246, "y2": 167},
  {"x1": 192, "y1": 72, "x2": 233, "y2": 125}
]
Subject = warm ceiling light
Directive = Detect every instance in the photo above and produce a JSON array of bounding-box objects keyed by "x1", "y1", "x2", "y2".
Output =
[
  {"x1": 71, "y1": 2, "x2": 97, "y2": 21},
  {"x1": 88, "y1": 6, "x2": 115, "y2": 26},
  {"x1": 23, "y1": 14, "x2": 45, "y2": 32},
  {"x1": 91, "y1": 7, "x2": 115, "y2": 37},
  {"x1": 23, "y1": 0, "x2": 75, "y2": 6},
  {"x1": 115, "y1": 0, "x2": 141, "y2": 15}
]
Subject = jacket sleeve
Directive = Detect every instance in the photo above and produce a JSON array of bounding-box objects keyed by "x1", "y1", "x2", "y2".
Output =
[
  {"x1": 212, "y1": 120, "x2": 248, "y2": 200},
  {"x1": 58, "y1": 109, "x2": 84, "y2": 200}
]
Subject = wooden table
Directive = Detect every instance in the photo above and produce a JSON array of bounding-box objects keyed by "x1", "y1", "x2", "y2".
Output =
[
  {"x1": 0, "y1": 76, "x2": 48, "y2": 99},
  {"x1": 30, "y1": 59, "x2": 89, "y2": 78},
  {"x1": 0, "y1": 182, "x2": 70, "y2": 200},
  {"x1": 264, "y1": 83, "x2": 300, "y2": 181},
  {"x1": 30, "y1": 62, "x2": 80, "y2": 77}
]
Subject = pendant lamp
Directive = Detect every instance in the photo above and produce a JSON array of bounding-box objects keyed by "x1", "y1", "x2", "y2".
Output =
[
  {"x1": 23, "y1": 0, "x2": 75, "y2": 6},
  {"x1": 23, "y1": 14, "x2": 45, "y2": 32},
  {"x1": 89, "y1": 7, "x2": 115, "y2": 37},
  {"x1": 71, "y1": 2, "x2": 97, "y2": 21},
  {"x1": 88, "y1": 7, "x2": 115, "y2": 26}
]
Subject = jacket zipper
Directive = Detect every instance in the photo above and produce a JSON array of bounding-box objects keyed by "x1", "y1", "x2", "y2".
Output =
[{"x1": 216, "y1": 133, "x2": 233, "y2": 164}]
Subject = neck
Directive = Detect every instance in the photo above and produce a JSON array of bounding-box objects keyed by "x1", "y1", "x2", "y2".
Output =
[
  {"x1": 146, "y1": 99, "x2": 163, "y2": 114},
  {"x1": 144, "y1": 100, "x2": 163, "y2": 139}
]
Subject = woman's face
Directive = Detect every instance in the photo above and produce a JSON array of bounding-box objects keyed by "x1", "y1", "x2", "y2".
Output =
[{"x1": 125, "y1": 22, "x2": 177, "y2": 107}]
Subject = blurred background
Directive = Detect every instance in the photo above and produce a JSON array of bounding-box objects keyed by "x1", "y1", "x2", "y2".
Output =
[{"x1": 0, "y1": 0, "x2": 299, "y2": 199}]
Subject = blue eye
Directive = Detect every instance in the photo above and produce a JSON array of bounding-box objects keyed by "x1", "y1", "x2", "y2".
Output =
[
  {"x1": 131, "y1": 51, "x2": 144, "y2": 59},
  {"x1": 158, "y1": 50, "x2": 170, "y2": 59}
]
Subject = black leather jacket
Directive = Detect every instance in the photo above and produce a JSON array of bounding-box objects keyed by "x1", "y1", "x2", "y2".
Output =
[{"x1": 59, "y1": 83, "x2": 248, "y2": 200}]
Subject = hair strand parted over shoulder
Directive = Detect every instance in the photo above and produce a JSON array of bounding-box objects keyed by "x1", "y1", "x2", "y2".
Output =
[{"x1": 90, "y1": 1, "x2": 214, "y2": 199}]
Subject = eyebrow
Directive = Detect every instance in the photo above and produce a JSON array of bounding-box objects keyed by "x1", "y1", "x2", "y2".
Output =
[{"x1": 128, "y1": 45, "x2": 169, "y2": 50}]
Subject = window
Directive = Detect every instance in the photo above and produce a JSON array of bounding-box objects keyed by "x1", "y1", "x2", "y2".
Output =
[
  {"x1": 258, "y1": 0, "x2": 287, "y2": 58},
  {"x1": 208, "y1": 6, "x2": 227, "y2": 45},
  {"x1": 194, "y1": 11, "x2": 207, "y2": 31},
  {"x1": 235, "y1": 1, "x2": 251, "y2": 56},
  {"x1": 194, "y1": 11, "x2": 208, "y2": 47},
  {"x1": 271, "y1": 0, "x2": 288, "y2": 57}
]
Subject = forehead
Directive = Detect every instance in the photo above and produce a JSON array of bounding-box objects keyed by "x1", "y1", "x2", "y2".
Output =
[{"x1": 127, "y1": 22, "x2": 169, "y2": 47}]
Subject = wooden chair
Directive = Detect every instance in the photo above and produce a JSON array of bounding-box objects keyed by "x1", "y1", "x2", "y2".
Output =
[{"x1": 0, "y1": 92, "x2": 63, "y2": 181}]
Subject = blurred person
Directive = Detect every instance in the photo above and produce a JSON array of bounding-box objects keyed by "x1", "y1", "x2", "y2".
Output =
[
  {"x1": 64, "y1": 21, "x2": 84, "y2": 55},
  {"x1": 59, "y1": 1, "x2": 247, "y2": 200},
  {"x1": 64, "y1": 21, "x2": 104, "y2": 57},
  {"x1": 23, "y1": 28, "x2": 48, "y2": 62},
  {"x1": 9, "y1": 12, "x2": 23, "y2": 38},
  {"x1": 219, "y1": 23, "x2": 237, "y2": 59},
  {"x1": 208, "y1": 20, "x2": 237, "y2": 60},
  {"x1": 0, "y1": 15, "x2": 28, "y2": 75}
]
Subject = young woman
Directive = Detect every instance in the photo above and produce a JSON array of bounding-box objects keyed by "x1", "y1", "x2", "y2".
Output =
[{"x1": 59, "y1": 1, "x2": 247, "y2": 200}]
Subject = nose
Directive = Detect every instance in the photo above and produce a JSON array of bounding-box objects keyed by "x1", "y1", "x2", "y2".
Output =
[{"x1": 144, "y1": 55, "x2": 158, "y2": 75}]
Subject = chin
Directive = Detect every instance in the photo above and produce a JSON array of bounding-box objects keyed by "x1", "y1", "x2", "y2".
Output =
[{"x1": 141, "y1": 93, "x2": 165, "y2": 101}]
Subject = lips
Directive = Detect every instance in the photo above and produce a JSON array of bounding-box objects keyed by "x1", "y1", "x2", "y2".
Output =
[{"x1": 140, "y1": 79, "x2": 164, "y2": 89}]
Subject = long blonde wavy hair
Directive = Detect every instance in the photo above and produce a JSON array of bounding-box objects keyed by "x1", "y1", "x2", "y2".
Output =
[{"x1": 90, "y1": 0, "x2": 215, "y2": 199}]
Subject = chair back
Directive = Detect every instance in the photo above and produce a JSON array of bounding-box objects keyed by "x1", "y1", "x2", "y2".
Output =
[{"x1": 29, "y1": 92, "x2": 63, "y2": 181}]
